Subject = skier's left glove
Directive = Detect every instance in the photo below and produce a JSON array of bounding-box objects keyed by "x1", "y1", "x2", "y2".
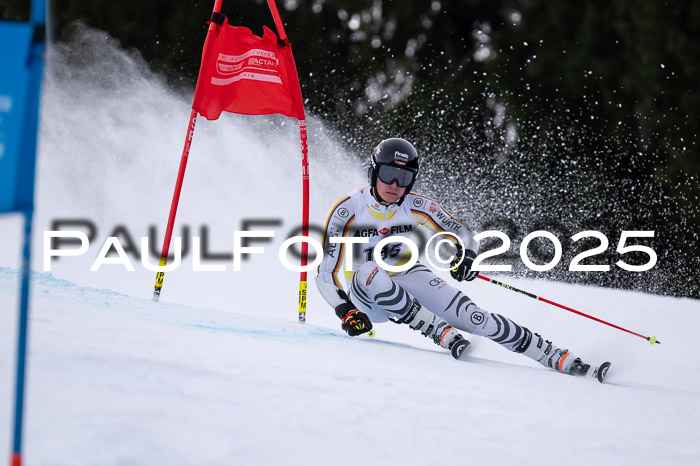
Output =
[
  {"x1": 335, "y1": 302, "x2": 373, "y2": 337},
  {"x1": 450, "y1": 247, "x2": 478, "y2": 282}
]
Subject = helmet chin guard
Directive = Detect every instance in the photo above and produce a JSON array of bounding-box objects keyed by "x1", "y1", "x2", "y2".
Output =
[{"x1": 368, "y1": 138, "x2": 419, "y2": 205}]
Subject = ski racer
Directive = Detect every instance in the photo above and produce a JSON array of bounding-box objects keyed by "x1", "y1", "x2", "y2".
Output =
[{"x1": 315, "y1": 137, "x2": 594, "y2": 377}]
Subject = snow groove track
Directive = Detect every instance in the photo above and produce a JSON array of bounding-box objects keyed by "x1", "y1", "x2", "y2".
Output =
[{"x1": 1, "y1": 267, "x2": 699, "y2": 466}]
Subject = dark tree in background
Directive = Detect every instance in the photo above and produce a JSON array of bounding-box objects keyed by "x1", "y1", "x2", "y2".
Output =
[{"x1": 2, "y1": 0, "x2": 698, "y2": 297}]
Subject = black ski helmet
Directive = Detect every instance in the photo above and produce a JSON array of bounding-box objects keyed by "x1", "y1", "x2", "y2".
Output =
[{"x1": 368, "y1": 138, "x2": 419, "y2": 205}]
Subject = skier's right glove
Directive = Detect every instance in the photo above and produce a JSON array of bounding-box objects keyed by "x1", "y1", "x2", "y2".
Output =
[
  {"x1": 450, "y1": 246, "x2": 478, "y2": 282},
  {"x1": 335, "y1": 302, "x2": 373, "y2": 337}
]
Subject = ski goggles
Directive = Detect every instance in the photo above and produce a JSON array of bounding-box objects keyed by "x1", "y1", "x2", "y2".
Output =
[{"x1": 376, "y1": 164, "x2": 416, "y2": 188}]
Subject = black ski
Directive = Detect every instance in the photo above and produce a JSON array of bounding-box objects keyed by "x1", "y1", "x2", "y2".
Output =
[
  {"x1": 590, "y1": 361, "x2": 612, "y2": 383},
  {"x1": 450, "y1": 338, "x2": 471, "y2": 360},
  {"x1": 568, "y1": 356, "x2": 612, "y2": 383}
]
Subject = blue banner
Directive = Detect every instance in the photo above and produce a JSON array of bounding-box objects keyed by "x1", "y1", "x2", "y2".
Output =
[
  {"x1": 0, "y1": 20, "x2": 40, "y2": 213},
  {"x1": 2, "y1": 4, "x2": 46, "y2": 464}
]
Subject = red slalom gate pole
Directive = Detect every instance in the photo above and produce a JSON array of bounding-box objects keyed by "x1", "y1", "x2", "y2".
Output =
[
  {"x1": 476, "y1": 275, "x2": 661, "y2": 345},
  {"x1": 266, "y1": 0, "x2": 310, "y2": 322},
  {"x1": 152, "y1": 0, "x2": 223, "y2": 302},
  {"x1": 297, "y1": 120, "x2": 310, "y2": 322},
  {"x1": 152, "y1": 109, "x2": 197, "y2": 301}
]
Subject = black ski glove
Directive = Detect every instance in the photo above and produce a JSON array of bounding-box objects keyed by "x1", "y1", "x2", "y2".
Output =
[
  {"x1": 335, "y1": 302, "x2": 373, "y2": 337},
  {"x1": 450, "y1": 247, "x2": 478, "y2": 282}
]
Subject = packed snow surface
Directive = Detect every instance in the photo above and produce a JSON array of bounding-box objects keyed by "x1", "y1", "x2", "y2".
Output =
[
  {"x1": 1, "y1": 268, "x2": 699, "y2": 466},
  {"x1": 1, "y1": 26, "x2": 699, "y2": 466}
]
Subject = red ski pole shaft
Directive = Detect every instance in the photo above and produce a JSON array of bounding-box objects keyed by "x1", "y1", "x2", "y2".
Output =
[{"x1": 476, "y1": 275, "x2": 660, "y2": 345}]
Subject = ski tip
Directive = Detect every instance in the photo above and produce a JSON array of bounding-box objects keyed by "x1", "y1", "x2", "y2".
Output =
[
  {"x1": 451, "y1": 338, "x2": 471, "y2": 360},
  {"x1": 596, "y1": 361, "x2": 612, "y2": 383}
]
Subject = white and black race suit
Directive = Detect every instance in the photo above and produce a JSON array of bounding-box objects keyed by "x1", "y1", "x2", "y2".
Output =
[{"x1": 316, "y1": 187, "x2": 528, "y2": 351}]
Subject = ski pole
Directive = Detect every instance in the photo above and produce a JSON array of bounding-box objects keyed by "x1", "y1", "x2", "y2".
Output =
[{"x1": 476, "y1": 275, "x2": 660, "y2": 345}]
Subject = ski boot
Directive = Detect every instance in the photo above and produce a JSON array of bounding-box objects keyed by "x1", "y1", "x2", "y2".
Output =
[
  {"x1": 516, "y1": 330, "x2": 611, "y2": 382},
  {"x1": 395, "y1": 299, "x2": 471, "y2": 359},
  {"x1": 515, "y1": 330, "x2": 580, "y2": 374},
  {"x1": 569, "y1": 357, "x2": 590, "y2": 376}
]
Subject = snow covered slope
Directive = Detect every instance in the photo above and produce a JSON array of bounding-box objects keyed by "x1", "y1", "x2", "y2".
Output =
[
  {"x1": 1, "y1": 26, "x2": 699, "y2": 466},
  {"x1": 1, "y1": 267, "x2": 699, "y2": 466}
]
